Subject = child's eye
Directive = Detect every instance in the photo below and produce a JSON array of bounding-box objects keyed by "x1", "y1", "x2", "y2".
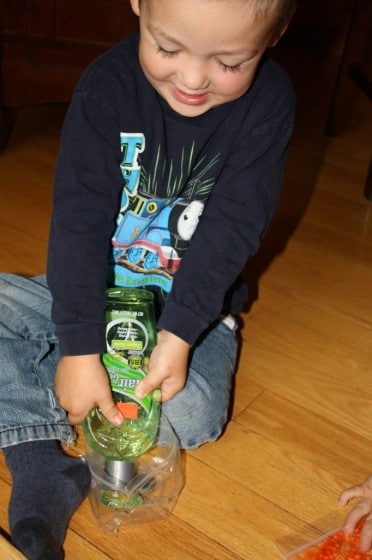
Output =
[
  {"x1": 156, "y1": 44, "x2": 178, "y2": 58},
  {"x1": 217, "y1": 60, "x2": 243, "y2": 73}
]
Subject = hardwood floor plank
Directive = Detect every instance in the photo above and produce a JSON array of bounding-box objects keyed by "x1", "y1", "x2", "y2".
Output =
[
  {"x1": 239, "y1": 303, "x2": 372, "y2": 441},
  {"x1": 70, "y1": 498, "x2": 242, "y2": 560},
  {"x1": 233, "y1": 392, "x2": 372, "y2": 486},
  {"x1": 173, "y1": 455, "x2": 302, "y2": 560}
]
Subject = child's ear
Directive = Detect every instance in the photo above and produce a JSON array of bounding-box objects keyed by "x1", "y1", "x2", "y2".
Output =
[
  {"x1": 130, "y1": 0, "x2": 140, "y2": 17},
  {"x1": 269, "y1": 6, "x2": 296, "y2": 47}
]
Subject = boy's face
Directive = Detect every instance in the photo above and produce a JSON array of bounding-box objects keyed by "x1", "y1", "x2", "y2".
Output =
[{"x1": 130, "y1": 0, "x2": 287, "y2": 117}]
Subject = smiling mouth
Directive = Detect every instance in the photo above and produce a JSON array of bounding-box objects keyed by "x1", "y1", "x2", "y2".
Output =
[{"x1": 172, "y1": 85, "x2": 209, "y2": 106}]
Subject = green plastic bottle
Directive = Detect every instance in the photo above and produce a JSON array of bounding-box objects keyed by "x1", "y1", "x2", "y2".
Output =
[{"x1": 83, "y1": 287, "x2": 161, "y2": 508}]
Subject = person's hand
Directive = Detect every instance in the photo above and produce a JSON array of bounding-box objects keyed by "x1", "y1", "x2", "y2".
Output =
[
  {"x1": 135, "y1": 330, "x2": 190, "y2": 402},
  {"x1": 55, "y1": 354, "x2": 124, "y2": 426},
  {"x1": 339, "y1": 475, "x2": 372, "y2": 552}
]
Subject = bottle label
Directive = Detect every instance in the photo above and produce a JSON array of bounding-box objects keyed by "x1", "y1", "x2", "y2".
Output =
[
  {"x1": 106, "y1": 317, "x2": 149, "y2": 365},
  {"x1": 103, "y1": 315, "x2": 152, "y2": 414}
]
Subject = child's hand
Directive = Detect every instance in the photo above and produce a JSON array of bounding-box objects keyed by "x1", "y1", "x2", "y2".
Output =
[
  {"x1": 135, "y1": 330, "x2": 190, "y2": 402},
  {"x1": 55, "y1": 354, "x2": 123, "y2": 426},
  {"x1": 339, "y1": 476, "x2": 372, "y2": 552}
]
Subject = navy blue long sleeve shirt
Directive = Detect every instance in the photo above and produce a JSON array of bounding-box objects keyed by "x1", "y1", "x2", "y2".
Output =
[{"x1": 47, "y1": 33, "x2": 296, "y2": 356}]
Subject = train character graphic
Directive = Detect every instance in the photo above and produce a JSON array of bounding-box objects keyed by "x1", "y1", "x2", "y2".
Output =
[{"x1": 112, "y1": 192, "x2": 204, "y2": 278}]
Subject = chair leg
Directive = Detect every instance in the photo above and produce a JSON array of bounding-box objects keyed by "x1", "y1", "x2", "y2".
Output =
[
  {"x1": 324, "y1": 0, "x2": 371, "y2": 137},
  {"x1": 364, "y1": 159, "x2": 372, "y2": 201},
  {"x1": 0, "y1": 106, "x2": 17, "y2": 151}
]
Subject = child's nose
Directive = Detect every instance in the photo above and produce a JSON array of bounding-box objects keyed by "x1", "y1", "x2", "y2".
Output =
[{"x1": 178, "y1": 57, "x2": 209, "y2": 91}]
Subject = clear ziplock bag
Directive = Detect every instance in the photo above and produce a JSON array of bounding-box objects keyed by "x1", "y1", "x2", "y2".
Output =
[{"x1": 85, "y1": 416, "x2": 184, "y2": 533}]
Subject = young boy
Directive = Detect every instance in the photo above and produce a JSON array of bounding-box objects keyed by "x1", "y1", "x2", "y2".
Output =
[{"x1": 0, "y1": 0, "x2": 297, "y2": 557}]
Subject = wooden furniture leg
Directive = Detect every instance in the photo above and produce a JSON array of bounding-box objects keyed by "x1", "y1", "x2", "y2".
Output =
[
  {"x1": 364, "y1": 159, "x2": 372, "y2": 201},
  {"x1": 324, "y1": 0, "x2": 372, "y2": 201}
]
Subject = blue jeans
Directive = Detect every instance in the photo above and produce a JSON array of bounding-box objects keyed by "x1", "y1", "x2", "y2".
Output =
[{"x1": 0, "y1": 273, "x2": 238, "y2": 450}]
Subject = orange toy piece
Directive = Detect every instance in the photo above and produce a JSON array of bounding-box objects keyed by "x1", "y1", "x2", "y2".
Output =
[
  {"x1": 286, "y1": 520, "x2": 371, "y2": 559},
  {"x1": 116, "y1": 402, "x2": 138, "y2": 419}
]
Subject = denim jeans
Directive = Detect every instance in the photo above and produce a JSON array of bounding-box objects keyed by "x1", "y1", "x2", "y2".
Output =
[{"x1": 0, "y1": 273, "x2": 238, "y2": 450}]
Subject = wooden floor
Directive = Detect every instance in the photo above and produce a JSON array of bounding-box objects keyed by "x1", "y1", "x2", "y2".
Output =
[{"x1": 0, "y1": 42, "x2": 371, "y2": 559}]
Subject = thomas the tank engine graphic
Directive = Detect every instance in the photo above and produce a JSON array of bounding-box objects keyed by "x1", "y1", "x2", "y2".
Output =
[{"x1": 112, "y1": 192, "x2": 204, "y2": 279}]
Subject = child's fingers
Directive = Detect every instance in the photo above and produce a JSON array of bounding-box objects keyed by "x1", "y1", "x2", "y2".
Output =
[
  {"x1": 68, "y1": 409, "x2": 92, "y2": 426},
  {"x1": 359, "y1": 517, "x2": 372, "y2": 553},
  {"x1": 135, "y1": 373, "x2": 162, "y2": 399},
  {"x1": 339, "y1": 484, "x2": 365, "y2": 506},
  {"x1": 158, "y1": 377, "x2": 185, "y2": 401},
  {"x1": 343, "y1": 499, "x2": 372, "y2": 534},
  {"x1": 135, "y1": 374, "x2": 184, "y2": 401}
]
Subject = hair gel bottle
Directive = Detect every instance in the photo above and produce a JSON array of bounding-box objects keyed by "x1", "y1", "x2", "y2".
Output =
[{"x1": 83, "y1": 287, "x2": 161, "y2": 508}]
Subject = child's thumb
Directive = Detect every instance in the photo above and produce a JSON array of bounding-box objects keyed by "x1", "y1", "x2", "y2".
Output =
[
  {"x1": 135, "y1": 377, "x2": 158, "y2": 399},
  {"x1": 135, "y1": 381, "x2": 149, "y2": 399},
  {"x1": 99, "y1": 399, "x2": 124, "y2": 426}
]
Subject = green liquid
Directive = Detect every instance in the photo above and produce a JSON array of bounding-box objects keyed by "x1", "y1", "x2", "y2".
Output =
[
  {"x1": 83, "y1": 390, "x2": 161, "y2": 461},
  {"x1": 98, "y1": 489, "x2": 144, "y2": 509}
]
